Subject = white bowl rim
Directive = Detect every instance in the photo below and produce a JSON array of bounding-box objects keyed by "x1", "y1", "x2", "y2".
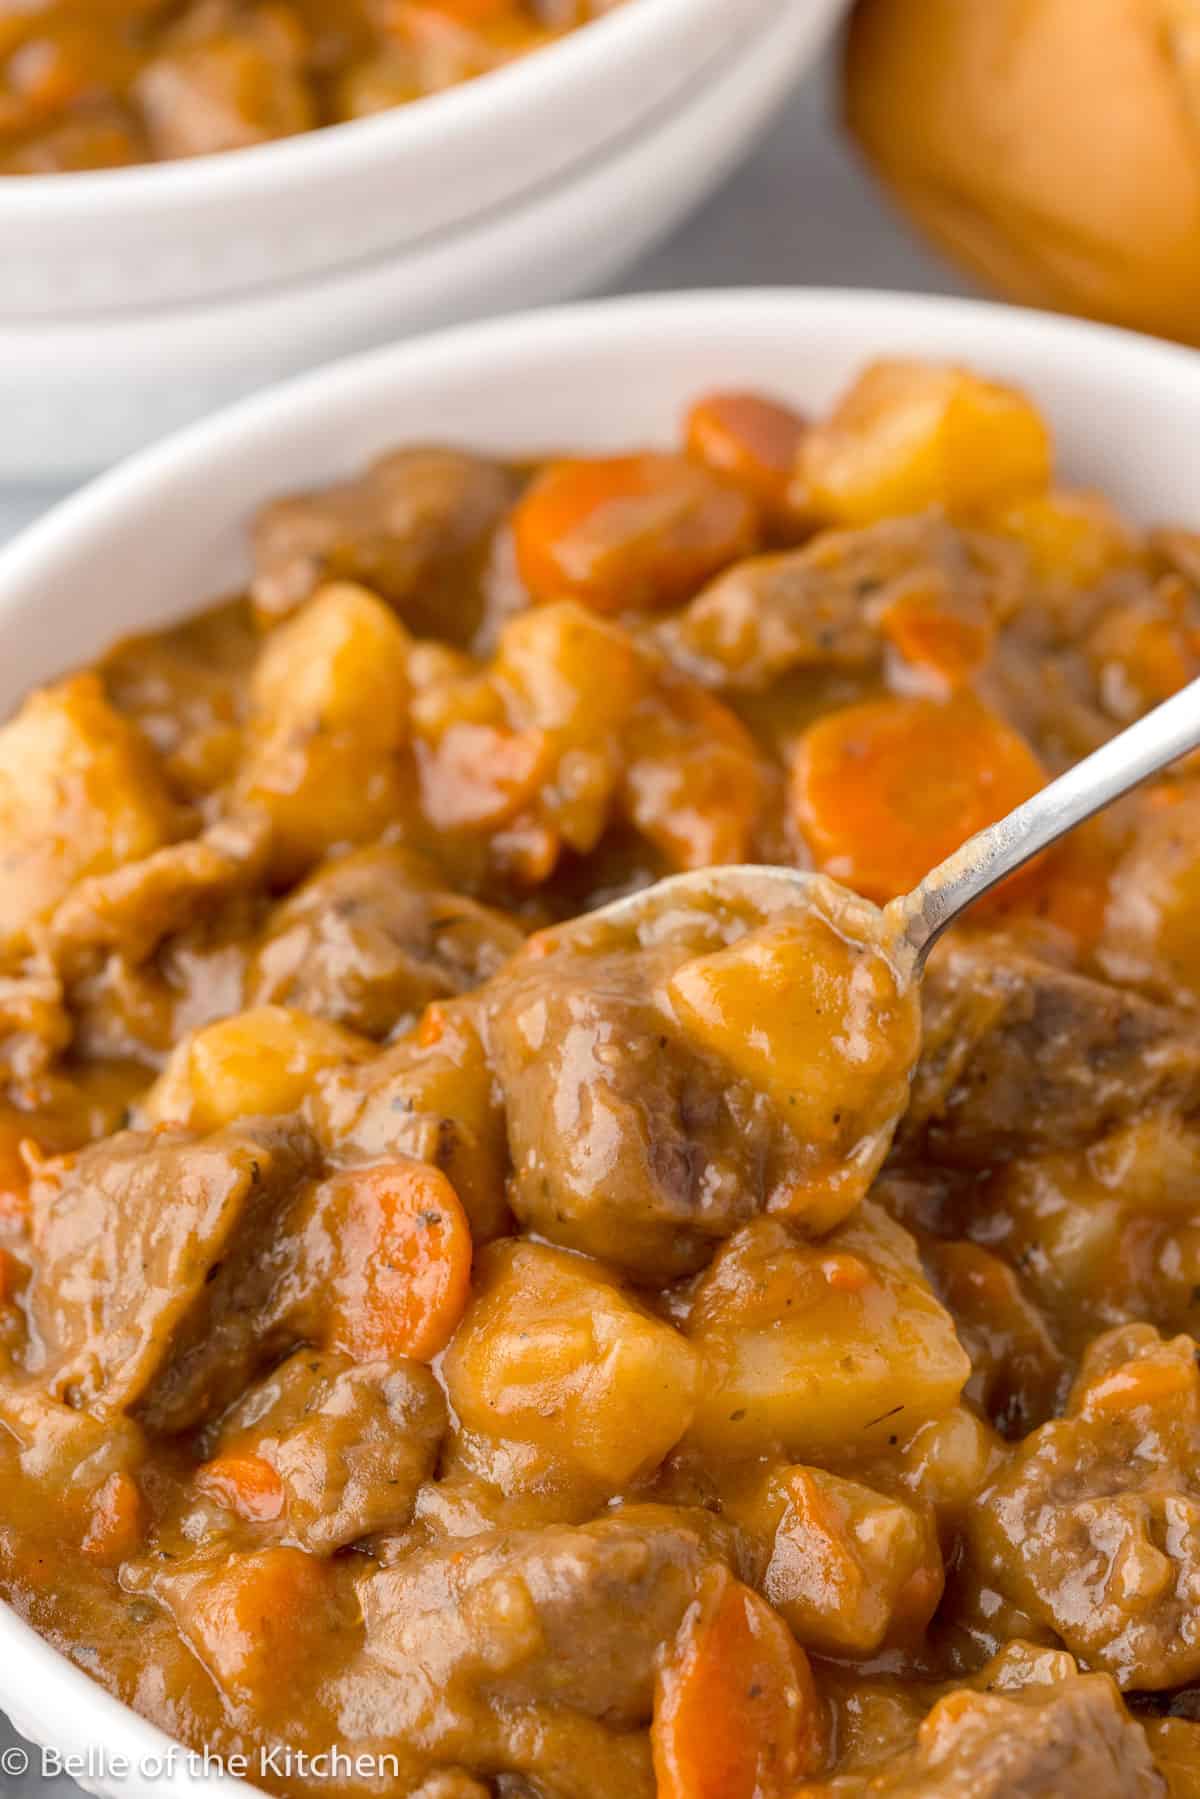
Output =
[
  {"x1": 3, "y1": 284, "x2": 1200, "y2": 1789},
  {"x1": 0, "y1": 0, "x2": 722, "y2": 214},
  {"x1": 2, "y1": 286, "x2": 1199, "y2": 612},
  {"x1": 0, "y1": 0, "x2": 812, "y2": 355}
]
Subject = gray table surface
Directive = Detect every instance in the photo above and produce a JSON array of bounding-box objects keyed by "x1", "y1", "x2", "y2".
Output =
[{"x1": 0, "y1": 46, "x2": 967, "y2": 1798}]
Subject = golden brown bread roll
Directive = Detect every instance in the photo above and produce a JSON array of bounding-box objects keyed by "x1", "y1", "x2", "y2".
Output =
[{"x1": 843, "y1": 0, "x2": 1200, "y2": 344}]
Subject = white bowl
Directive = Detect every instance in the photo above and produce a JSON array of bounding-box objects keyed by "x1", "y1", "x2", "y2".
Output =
[
  {"x1": 0, "y1": 0, "x2": 774, "y2": 320},
  {"x1": 0, "y1": 0, "x2": 837, "y2": 482},
  {"x1": 3, "y1": 289, "x2": 1200, "y2": 1790}
]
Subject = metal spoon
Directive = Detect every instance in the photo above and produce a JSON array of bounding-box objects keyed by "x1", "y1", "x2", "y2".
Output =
[{"x1": 589, "y1": 674, "x2": 1200, "y2": 978}]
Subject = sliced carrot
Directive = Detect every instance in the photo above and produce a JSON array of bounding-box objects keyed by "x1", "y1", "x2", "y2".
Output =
[
  {"x1": 684, "y1": 391, "x2": 808, "y2": 529},
  {"x1": 875, "y1": 583, "x2": 994, "y2": 689},
  {"x1": 196, "y1": 1453, "x2": 287, "y2": 1523},
  {"x1": 512, "y1": 453, "x2": 759, "y2": 614},
  {"x1": 81, "y1": 1472, "x2": 144, "y2": 1567},
  {"x1": 791, "y1": 693, "x2": 1045, "y2": 904},
  {"x1": 322, "y1": 1158, "x2": 472, "y2": 1363},
  {"x1": 652, "y1": 1568, "x2": 825, "y2": 1799},
  {"x1": 182, "y1": 1548, "x2": 334, "y2": 1703}
]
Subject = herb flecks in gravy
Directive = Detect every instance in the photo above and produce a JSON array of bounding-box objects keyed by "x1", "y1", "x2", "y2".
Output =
[{"x1": 1, "y1": 362, "x2": 1199, "y2": 1798}]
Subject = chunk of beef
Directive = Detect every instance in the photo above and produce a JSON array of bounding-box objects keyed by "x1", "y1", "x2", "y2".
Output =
[
  {"x1": 808, "y1": 1672, "x2": 1164, "y2": 1796},
  {"x1": 487, "y1": 941, "x2": 771, "y2": 1280},
  {"x1": 100, "y1": 596, "x2": 257, "y2": 798},
  {"x1": 309, "y1": 998, "x2": 510, "y2": 1242},
  {"x1": 25, "y1": 1119, "x2": 317, "y2": 1424},
  {"x1": 926, "y1": 1239, "x2": 1067, "y2": 1437},
  {"x1": 250, "y1": 447, "x2": 519, "y2": 637},
  {"x1": 47, "y1": 815, "x2": 268, "y2": 980},
  {"x1": 152, "y1": 1521, "x2": 659, "y2": 1796},
  {"x1": 656, "y1": 514, "x2": 1017, "y2": 693},
  {"x1": 970, "y1": 1326, "x2": 1200, "y2": 1689},
  {"x1": 902, "y1": 932, "x2": 1200, "y2": 1167},
  {"x1": 43, "y1": 815, "x2": 268, "y2": 1060},
  {"x1": 356, "y1": 1515, "x2": 719, "y2": 1729},
  {"x1": 207, "y1": 1349, "x2": 446, "y2": 1553},
  {"x1": 248, "y1": 845, "x2": 524, "y2": 1039},
  {"x1": 486, "y1": 873, "x2": 919, "y2": 1281}
]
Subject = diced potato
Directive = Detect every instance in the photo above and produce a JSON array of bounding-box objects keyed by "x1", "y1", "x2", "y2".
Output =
[
  {"x1": 983, "y1": 489, "x2": 1135, "y2": 588},
  {"x1": 663, "y1": 902, "x2": 920, "y2": 1231},
  {"x1": 621, "y1": 667, "x2": 766, "y2": 870},
  {"x1": 493, "y1": 601, "x2": 648, "y2": 853},
  {"x1": 412, "y1": 601, "x2": 647, "y2": 861},
  {"x1": 442, "y1": 1239, "x2": 699, "y2": 1492},
  {"x1": 240, "y1": 731, "x2": 418, "y2": 881},
  {"x1": 883, "y1": 1406, "x2": 1005, "y2": 1523},
  {"x1": 143, "y1": 1005, "x2": 372, "y2": 1130},
  {"x1": 0, "y1": 674, "x2": 175, "y2": 959},
  {"x1": 796, "y1": 360, "x2": 1051, "y2": 527},
  {"x1": 730, "y1": 1464, "x2": 943, "y2": 1654},
  {"x1": 251, "y1": 581, "x2": 411, "y2": 734},
  {"x1": 239, "y1": 583, "x2": 415, "y2": 877},
  {"x1": 685, "y1": 1206, "x2": 970, "y2": 1460},
  {"x1": 495, "y1": 600, "x2": 647, "y2": 745}
]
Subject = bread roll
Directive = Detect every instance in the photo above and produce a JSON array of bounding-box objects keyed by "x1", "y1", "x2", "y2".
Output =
[{"x1": 844, "y1": 0, "x2": 1200, "y2": 344}]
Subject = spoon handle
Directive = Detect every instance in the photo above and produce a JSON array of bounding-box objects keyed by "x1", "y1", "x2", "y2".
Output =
[{"x1": 892, "y1": 674, "x2": 1200, "y2": 971}]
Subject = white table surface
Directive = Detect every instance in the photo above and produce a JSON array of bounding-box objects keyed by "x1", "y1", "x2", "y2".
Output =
[{"x1": 0, "y1": 44, "x2": 968, "y2": 1799}]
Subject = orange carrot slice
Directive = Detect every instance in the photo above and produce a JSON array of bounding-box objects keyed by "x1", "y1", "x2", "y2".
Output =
[
  {"x1": 512, "y1": 453, "x2": 758, "y2": 613},
  {"x1": 652, "y1": 1569, "x2": 825, "y2": 1799},
  {"x1": 792, "y1": 693, "x2": 1045, "y2": 904},
  {"x1": 685, "y1": 391, "x2": 807, "y2": 528},
  {"x1": 322, "y1": 1158, "x2": 473, "y2": 1363},
  {"x1": 875, "y1": 584, "x2": 994, "y2": 688}
]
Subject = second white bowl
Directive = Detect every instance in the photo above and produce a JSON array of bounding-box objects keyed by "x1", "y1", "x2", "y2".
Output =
[{"x1": 0, "y1": 0, "x2": 776, "y2": 320}]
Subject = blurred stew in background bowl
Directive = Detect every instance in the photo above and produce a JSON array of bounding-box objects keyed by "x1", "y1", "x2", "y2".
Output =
[{"x1": 0, "y1": 0, "x2": 625, "y2": 173}]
